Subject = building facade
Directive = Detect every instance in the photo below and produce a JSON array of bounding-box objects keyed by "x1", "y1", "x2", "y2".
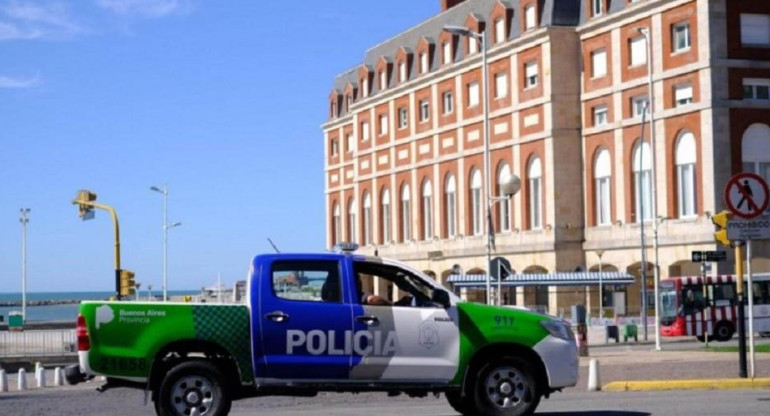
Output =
[{"x1": 322, "y1": 0, "x2": 770, "y2": 317}]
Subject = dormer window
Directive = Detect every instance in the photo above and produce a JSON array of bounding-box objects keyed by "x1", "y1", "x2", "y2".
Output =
[
  {"x1": 420, "y1": 52, "x2": 429, "y2": 74},
  {"x1": 592, "y1": 0, "x2": 603, "y2": 17},
  {"x1": 524, "y1": 5, "x2": 536, "y2": 30},
  {"x1": 380, "y1": 71, "x2": 387, "y2": 91},
  {"x1": 346, "y1": 95, "x2": 352, "y2": 112},
  {"x1": 362, "y1": 78, "x2": 369, "y2": 98},
  {"x1": 495, "y1": 18, "x2": 506, "y2": 44},
  {"x1": 330, "y1": 101, "x2": 337, "y2": 118},
  {"x1": 443, "y1": 41, "x2": 452, "y2": 65},
  {"x1": 399, "y1": 61, "x2": 407, "y2": 83},
  {"x1": 469, "y1": 36, "x2": 478, "y2": 54}
]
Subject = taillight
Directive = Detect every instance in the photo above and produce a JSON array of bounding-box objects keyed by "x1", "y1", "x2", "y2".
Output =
[{"x1": 77, "y1": 314, "x2": 90, "y2": 351}]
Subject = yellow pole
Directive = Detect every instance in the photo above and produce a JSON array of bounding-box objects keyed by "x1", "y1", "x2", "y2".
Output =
[{"x1": 73, "y1": 199, "x2": 121, "y2": 298}]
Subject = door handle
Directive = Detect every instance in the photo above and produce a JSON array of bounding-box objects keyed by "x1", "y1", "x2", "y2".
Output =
[
  {"x1": 356, "y1": 315, "x2": 379, "y2": 326},
  {"x1": 265, "y1": 311, "x2": 290, "y2": 323}
]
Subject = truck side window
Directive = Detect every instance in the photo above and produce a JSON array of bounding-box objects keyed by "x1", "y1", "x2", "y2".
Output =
[
  {"x1": 271, "y1": 260, "x2": 342, "y2": 303},
  {"x1": 353, "y1": 261, "x2": 442, "y2": 308}
]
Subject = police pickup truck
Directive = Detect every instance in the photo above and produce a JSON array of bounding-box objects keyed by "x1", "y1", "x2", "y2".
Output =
[{"x1": 67, "y1": 249, "x2": 578, "y2": 416}]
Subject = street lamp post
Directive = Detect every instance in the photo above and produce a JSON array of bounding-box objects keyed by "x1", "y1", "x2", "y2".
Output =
[
  {"x1": 638, "y1": 27, "x2": 662, "y2": 350},
  {"x1": 19, "y1": 208, "x2": 30, "y2": 323},
  {"x1": 151, "y1": 184, "x2": 182, "y2": 302},
  {"x1": 596, "y1": 250, "x2": 605, "y2": 323}
]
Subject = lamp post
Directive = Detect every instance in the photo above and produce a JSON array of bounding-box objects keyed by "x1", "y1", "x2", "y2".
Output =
[
  {"x1": 150, "y1": 184, "x2": 182, "y2": 301},
  {"x1": 595, "y1": 250, "x2": 605, "y2": 323},
  {"x1": 19, "y1": 208, "x2": 30, "y2": 323},
  {"x1": 638, "y1": 27, "x2": 662, "y2": 350}
]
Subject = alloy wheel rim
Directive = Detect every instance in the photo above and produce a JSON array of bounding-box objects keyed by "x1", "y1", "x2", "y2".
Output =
[
  {"x1": 484, "y1": 365, "x2": 529, "y2": 409},
  {"x1": 171, "y1": 375, "x2": 216, "y2": 416}
]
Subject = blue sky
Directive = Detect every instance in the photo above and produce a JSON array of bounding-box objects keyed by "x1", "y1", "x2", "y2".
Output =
[{"x1": 0, "y1": 0, "x2": 438, "y2": 293}]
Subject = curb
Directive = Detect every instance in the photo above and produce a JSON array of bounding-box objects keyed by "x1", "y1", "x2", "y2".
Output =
[{"x1": 603, "y1": 378, "x2": 770, "y2": 392}]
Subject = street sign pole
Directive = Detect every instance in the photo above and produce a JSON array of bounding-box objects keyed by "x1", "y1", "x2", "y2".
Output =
[
  {"x1": 736, "y1": 242, "x2": 747, "y2": 378},
  {"x1": 701, "y1": 259, "x2": 709, "y2": 347},
  {"x1": 747, "y1": 239, "x2": 755, "y2": 379}
]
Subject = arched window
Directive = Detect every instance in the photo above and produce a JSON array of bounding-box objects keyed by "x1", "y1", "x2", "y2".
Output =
[
  {"x1": 347, "y1": 199, "x2": 357, "y2": 243},
  {"x1": 363, "y1": 192, "x2": 372, "y2": 245},
  {"x1": 633, "y1": 141, "x2": 653, "y2": 223},
  {"x1": 594, "y1": 148, "x2": 611, "y2": 226},
  {"x1": 422, "y1": 180, "x2": 434, "y2": 240},
  {"x1": 401, "y1": 184, "x2": 412, "y2": 242},
  {"x1": 498, "y1": 163, "x2": 512, "y2": 232},
  {"x1": 742, "y1": 123, "x2": 770, "y2": 184},
  {"x1": 381, "y1": 188, "x2": 391, "y2": 244},
  {"x1": 676, "y1": 133, "x2": 697, "y2": 218},
  {"x1": 470, "y1": 169, "x2": 483, "y2": 235},
  {"x1": 528, "y1": 157, "x2": 542, "y2": 230},
  {"x1": 332, "y1": 202, "x2": 341, "y2": 245},
  {"x1": 445, "y1": 174, "x2": 457, "y2": 238}
]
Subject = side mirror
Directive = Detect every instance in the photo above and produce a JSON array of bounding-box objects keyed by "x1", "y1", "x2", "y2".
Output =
[{"x1": 432, "y1": 290, "x2": 451, "y2": 308}]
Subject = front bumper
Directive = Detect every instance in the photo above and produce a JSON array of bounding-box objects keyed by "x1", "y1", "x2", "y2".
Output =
[{"x1": 533, "y1": 335, "x2": 579, "y2": 389}]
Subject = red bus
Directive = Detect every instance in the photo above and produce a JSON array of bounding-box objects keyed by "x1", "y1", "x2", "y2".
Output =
[{"x1": 660, "y1": 273, "x2": 770, "y2": 342}]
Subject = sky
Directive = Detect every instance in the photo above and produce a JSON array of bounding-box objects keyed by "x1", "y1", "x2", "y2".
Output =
[{"x1": 0, "y1": 0, "x2": 439, "y2": 293}]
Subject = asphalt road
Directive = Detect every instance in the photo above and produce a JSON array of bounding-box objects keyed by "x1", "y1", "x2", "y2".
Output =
[{"x1": 2, "y1": 385, "x2": 769, "y2": 416}]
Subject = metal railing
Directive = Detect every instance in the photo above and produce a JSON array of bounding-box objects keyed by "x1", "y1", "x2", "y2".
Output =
[{"x1": 0, "y1": 329, "x2": 77, "y2": 357}]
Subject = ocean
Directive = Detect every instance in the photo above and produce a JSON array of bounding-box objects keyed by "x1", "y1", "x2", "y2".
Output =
[{"x1": 0, "y1": 291, "x2": 198, "y2": 323}]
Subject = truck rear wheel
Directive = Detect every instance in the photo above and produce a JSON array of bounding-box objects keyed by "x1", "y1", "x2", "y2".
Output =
[
  {"x1": 445, "y1": 390, "x2": 471, "y2": 415},
  {"x1": 155, "y1": 360, "x2": 231, "y2": 416},
  {"x1": 470, "y1": 357, "x2": 541, "y2": 416}
]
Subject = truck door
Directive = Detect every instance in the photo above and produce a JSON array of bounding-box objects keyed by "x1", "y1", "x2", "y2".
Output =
[
  {"x1": 348, "y1": 260, "x2": 460, "y2": 382},
  {"x1": 255, "y1": 258, "x2": 354, "y2": 380}
]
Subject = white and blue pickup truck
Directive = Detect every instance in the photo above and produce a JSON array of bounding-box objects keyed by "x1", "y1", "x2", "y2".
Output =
[{"x1": 67, "y1": 249, "x2": 578, "y2": 416}]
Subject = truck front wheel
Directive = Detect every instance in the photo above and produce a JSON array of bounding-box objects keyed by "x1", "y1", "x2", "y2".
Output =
[
  {"x1": 470, "y1": 357, "x2": 541, "y2": 416},
  {"x1": 155, "y1": 360, "x2": 232, "y2": 416}
]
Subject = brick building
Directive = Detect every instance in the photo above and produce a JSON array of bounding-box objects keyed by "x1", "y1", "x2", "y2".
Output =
[{"x1": 322, "y1": 0, "x2": 770, "y2": 317}]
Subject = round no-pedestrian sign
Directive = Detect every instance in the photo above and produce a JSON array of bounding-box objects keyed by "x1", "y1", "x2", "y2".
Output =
[{"x1": 725, "y1": 172, "x2": 770, "y2": 219}]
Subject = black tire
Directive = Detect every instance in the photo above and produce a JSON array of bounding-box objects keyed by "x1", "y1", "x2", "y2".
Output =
[
  {"x1": 696, "y1": 335, "x2": 706, "y2": 343},
  {"x1": 470, "y1": 357, "x2": 541, "y2": 416},
  {"x1": 446, "y1": 390, "x2": 471, "y2": 415},
  {"x1": 760, "y1": 332, "x2": 770, "y2": 339},
  {"x1": 714, "y1": 321, "x2": 734, "y2": 342},
  {"x1": 155, "y1": 359, "x2": 232, "y2": 416}
]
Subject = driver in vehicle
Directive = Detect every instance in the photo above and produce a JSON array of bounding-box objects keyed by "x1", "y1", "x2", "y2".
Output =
[{"x1": 356, "y1": 274, "x2": 391, "y2": 306}]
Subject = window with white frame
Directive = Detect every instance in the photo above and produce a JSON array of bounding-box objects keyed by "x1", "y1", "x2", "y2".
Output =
[
  {"x1": 420, "y1": 99, "x2": 430, "y2": 122},
  {"x1": 346, "y1": 134, "x2": 354, "y2": 153},
  {"x1": 594, "y1": 148, "x2": 611, "y2": 226},
  {"x1": 381, "y1": 188, "x2": 391, "y2": 244},
  {"x1": 331, "y1": 138, "x2": 339, "y2": 156},
  {"x1": 592, "y1": 0, "x2": 603, "y2": 17},
  {"x1": 379, "y1": 114, "x2": 388, "y2": 136},
  {"x1": 672, "y1": 22, "x2": 691, "y2": 53},
  {"x1": 591, "y1": 49, "x2": 607, "y2": 78},
  {"x1": 470, "y1": 169, "x2": 483, "y2": 235},
  {"x1": 346, "y1": 95, "x2": 352, "y2": 112},
  {"x1": 676, "y1": 133, "x2": 697, "y2": 218},
  {"x1": 420, "y1": 52, "x2": 429, "y2": 74},
  {"x1": 398, "y1": 107, "x2": 408, "y2": 129},
  {"x1": 361, "y1": 121, "x2": 370, "y2": 142},
  {"x1": 399, "y1": 61, "x2": 407, "y2": 83},
  {"x1": 630, "y1": 36, "x2": 647, "y2": 67},
  {"x1": 469, "y1": 36, "x2": 478, "y2": 55},
  {"x1": 498, "y1": 163, "x2": 512, "y2": 232},
  {"x1": 443, "y1": 91, "x2": 454, "y2": 114},
  {"x1": 741, "y1": 14, "x2": 770, "y2": 46},
  {"x1": 495, "y1": 18, "x2": 506, "y2": 44},
  {"x1": 743, "y1": 78, "x2": 770, "y2": 101},
  {"x1": 593, "y1": 105, "x2": 608, "y2": 126},
  {"x1": 347, "y1": 199, "x2": 357, "y2": 243},
  {"x1": 741, "y1": 124, "x2": 770, "y2": 191},
  {"x1": 362, "y1": 77, "x2": 369, "y2": 98},
  {"x1": 495, "y1": 72, "x2": 508, "y2": 99},
  {"x1": 401, "y1": 185, "x2": 412, "y2": 242},
  {"x1": 633, "y1": 141, "x2": 653, "y2": 223},
  {"x1": 468, "y1": 82, "x2": 480, "y2": 107},
  {"x1": 525, "y1": 61, "x2": 538, "y2": 88},
  {"x1": 333, "y1": 203, "x2": 341, "y2": 245},
  {"x1": 363, "y1": 193, "x2": 372, "y2": 245},
  {"x1": 632, "y1": 96, "x2": 649, "y2": 117},
  {"x1": 528, "y1": 157, "x2": 542, "y2": 230},
  {"x1": 525, "y1": 5, "x2": 536, "y2": 30},
  {"x1": 674, "y1": 83, "x2": 693, "y2": 107},
  {"x1": 422, "y1": 180, "x2": 433, "y2": 240},
  {"x1": 445, "y1": 174, "x2": 457, "y2": 238},
  {"x1": 443, "y1": 41, "x2": 452, "y2": 65},
  {"x1": 380, "y1": 70, "x2": 387, "y2": 91}
]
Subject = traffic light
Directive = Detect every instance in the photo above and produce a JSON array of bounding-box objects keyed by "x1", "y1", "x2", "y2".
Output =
[
  {"x1": 120, "y1": 270, "x2": 136, "y2": 297},
  {"x1": 712, "y1": 210, "x2": 733, "y2": 247},
  {"x1": 73, "y1": 190, "x2": 97, "y2": 220}
]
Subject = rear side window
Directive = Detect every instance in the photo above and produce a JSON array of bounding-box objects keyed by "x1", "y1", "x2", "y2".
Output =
[{"x1": 271, "y1": 260, "x2": 342, "y2": 303}]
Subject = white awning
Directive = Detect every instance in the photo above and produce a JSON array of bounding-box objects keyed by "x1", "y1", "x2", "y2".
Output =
[{"x1": 448, "y1": 272, "x2": 634, "y2": 287}]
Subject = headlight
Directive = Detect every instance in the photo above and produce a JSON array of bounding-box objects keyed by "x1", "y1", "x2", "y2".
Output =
[{"x1": 540, "y1": 320, "x2": 574, "y2": 341}]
